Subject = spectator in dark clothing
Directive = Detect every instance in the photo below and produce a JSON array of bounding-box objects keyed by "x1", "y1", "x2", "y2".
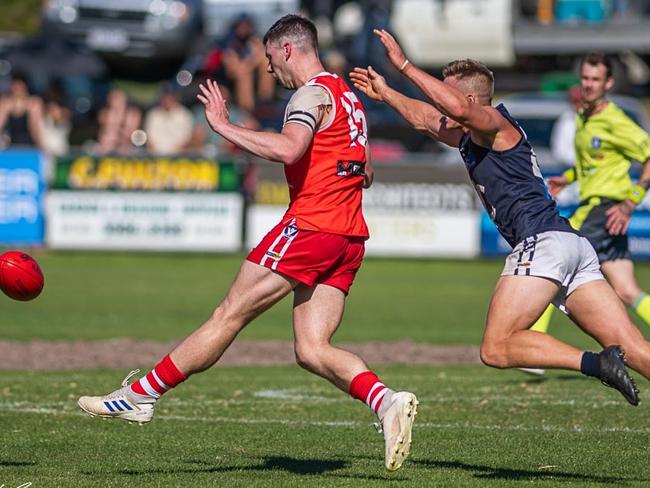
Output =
[
  {"x1": 199, "y1": 14, "x2": 275, "y2": 112},
  {"x1": 0, "y1": 74, "x2": 44, "y2": 149}
]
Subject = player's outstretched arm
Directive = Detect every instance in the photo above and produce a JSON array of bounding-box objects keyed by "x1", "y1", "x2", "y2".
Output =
[
  {"x1": 373, "y1": 29, "x2": 503, "y2": 136},
  {"x1": 350, "y1": 66, "x2": 463, "y2": 147},
  {"x1": 197, "y1": 79, "x2": 313, "y2": 165}
]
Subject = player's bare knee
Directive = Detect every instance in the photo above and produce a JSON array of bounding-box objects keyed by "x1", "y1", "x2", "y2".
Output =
[
  {"x1": 613, "y1": 283, "x2": 641, "y2": 305},
  {"x1": 612, "y1": 283, "x2": 640, "y2": 305},
  {"x1": 208, "y1": 304, "x2": 248, "y2": 334},
  {"x1": 294, "y1": 343, "x2": 326, "y2": 372},
  {"x1": 294, "y1": 347, "x2": 317, "y2": 372},
  {"x1": 479, "y1": 341, "x2": 510, "y2": 369}
]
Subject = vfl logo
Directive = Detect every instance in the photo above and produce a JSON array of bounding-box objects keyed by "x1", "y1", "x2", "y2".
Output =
[
  {"x1": 337, "y1": 160, "x2": 365, "y2": 177},
  {"x1": 591, "y1": 137, "x2": 602, "y2": 149},
  {"x1": 282, "y1": 224, "x2": 299, "y2": 238}
]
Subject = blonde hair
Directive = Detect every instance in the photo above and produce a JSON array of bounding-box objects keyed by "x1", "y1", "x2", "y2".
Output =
[{"x1": 442, "y1": 59, "x2": 494, "y2": 104}]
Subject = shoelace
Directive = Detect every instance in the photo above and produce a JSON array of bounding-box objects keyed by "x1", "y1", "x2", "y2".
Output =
[
  {"x1": 102, "y1": 369, "x2": 141, "y2": 402},
  {"x1": 121, "y1": 369, "x2": 140, "y2": 388}
]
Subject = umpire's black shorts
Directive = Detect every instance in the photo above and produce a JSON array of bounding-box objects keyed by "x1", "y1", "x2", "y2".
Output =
[{"x1": 569, "y1": 197, "x2": 632, "y2": 262}]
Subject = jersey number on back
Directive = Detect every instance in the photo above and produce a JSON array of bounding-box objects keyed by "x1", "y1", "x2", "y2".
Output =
[{"x1": 341, "y1": 92, "x2": 368, "y2": 148}]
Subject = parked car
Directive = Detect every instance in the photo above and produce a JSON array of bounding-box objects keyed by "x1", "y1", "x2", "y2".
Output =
[
  {"x1": 41, "y1": 0, "x2": 203, "y2": 64},
  {"x1": 202, "y1": 0, "x2": 299, "y2": 41},
  {"x1": 496, "y1": 92, "x2": 650, "y2": 170}
]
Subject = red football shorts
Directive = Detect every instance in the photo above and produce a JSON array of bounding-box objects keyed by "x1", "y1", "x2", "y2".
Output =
[{"x1": 246, "y1": 218, "x2": 366, "y2": 294}]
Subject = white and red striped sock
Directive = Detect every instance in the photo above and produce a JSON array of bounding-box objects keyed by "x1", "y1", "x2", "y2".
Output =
[
  {"x1": 349, "y1": 371, "x2": 394, "y2": 417},
  {"x1": 129, "y1": 354, "x2": 186, "y2": 401}
]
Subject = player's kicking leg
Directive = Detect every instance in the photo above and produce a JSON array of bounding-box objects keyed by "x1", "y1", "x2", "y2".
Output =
[
  {"x1": 78, "y1": 260, "x2": 297, "y2": 423},
  {"x1": 292, "y1": 283, "x2": 418, "y2": 471}
]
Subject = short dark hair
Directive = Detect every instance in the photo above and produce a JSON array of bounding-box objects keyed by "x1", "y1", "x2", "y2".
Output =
[
  {"x1": 580, "y1": 52, "x2": 613, "y2": 78},
  {"x1": 442, "y1": 59, "x2": 494, "y2": 103},
  {"x1": 263, "y1": 14, "x2": 318, "y2": 52},
  {"x1": 442, "y1": 59, "x2": 494, "y2": 85}
]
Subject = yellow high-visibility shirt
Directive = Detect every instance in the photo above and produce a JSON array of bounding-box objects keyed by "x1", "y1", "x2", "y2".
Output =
[{"x1": 574, "y1": 101, "x2": 650, "y2": 202}]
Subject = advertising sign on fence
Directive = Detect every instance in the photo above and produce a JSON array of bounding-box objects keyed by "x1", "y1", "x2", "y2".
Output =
[
  {"x1": 246, "y1": 161, "x2": 481, "y2": 257},
  {"x1": 480, "y1": 174, "x2": 650, "y2": 260},
  {"x1": 52, "y1": 155, "x2": 240, "y2": 192},
  {"x1": 0, "y1": 149, "x2": 45, "y2": 246},
  {"x1": 47, "y1": 191, "x2": 243, "y2": 251},
  {"x1": 46, "y1": 154, "x2": 243, "y2": 251}
]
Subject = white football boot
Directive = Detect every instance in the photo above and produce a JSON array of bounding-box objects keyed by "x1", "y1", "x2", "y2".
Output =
[
  {"x1": 517, "y1": 367, "x2": 546, "y2": 376},
  {"x1": 378, "y1": 391, "x2": 419, "y2": 471},
  {"x1": 78, "y1": 370, "x2": 155, "y2": 424}
]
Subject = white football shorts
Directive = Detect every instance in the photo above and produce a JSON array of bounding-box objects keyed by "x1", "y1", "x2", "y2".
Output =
[{"x1": 501, "y1": 230, "x2": 605, "y2": 312}]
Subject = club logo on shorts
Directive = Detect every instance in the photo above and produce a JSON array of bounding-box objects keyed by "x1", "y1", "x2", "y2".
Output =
[
  {"x1": 282, "y1": 224, "x2": 298, "y2": 238},
  {"x1": 265, "y1": 250, "x2": 282, "y2": 261},
  {"x1": 591, "y1": 136, "x2": 602, "y2": 149}
]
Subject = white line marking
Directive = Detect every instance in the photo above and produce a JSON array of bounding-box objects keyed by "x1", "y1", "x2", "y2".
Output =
[{"x1": 2, "y1": 402, "x2": 649, "y2": 434}]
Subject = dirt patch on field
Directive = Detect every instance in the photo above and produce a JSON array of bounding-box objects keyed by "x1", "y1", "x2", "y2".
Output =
[{"x1": 0, "y1": 339, "x2": 480, "y2": 370}]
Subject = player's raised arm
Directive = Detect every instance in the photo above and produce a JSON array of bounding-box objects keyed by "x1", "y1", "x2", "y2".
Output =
[
  {"x1": 350, "y1": 66, "x2": 464, "y2": 147},
  {"x1": 373, "y1": 29, "x2": 504, "y2": 136},
  {"x1": 198, "y1": 79, "x2": 315, "y2": 165}
]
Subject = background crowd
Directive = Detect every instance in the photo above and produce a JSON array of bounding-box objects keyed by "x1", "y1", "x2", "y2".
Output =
[{"x1": 0, "y1": 0, "x2": 650, "y2": 164}]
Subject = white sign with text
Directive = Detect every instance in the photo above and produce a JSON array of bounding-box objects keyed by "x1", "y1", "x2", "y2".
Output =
[{"x1": 47, "y1": 191, "x2": 243, "y2": 251}]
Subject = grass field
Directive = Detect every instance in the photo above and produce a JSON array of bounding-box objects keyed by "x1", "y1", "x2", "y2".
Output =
[
  {"x1": 5, "y1": 251, "x2": 650, "y2": 346},
  {"x1": 3, "y1": 252, "x2": 650, "y2": 487},
  {"x1": 4, "y1": 367, "x2": 650, "y2": 487}
]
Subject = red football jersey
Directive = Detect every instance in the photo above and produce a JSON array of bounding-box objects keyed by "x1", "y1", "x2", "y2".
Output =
[{"x1": 283, "y1": 72, "x2": 369, "y2": 238}]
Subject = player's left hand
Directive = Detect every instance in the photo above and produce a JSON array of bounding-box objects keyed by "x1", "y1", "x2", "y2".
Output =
[
  {"x1": 350, "y1": 66, "x2": 388, "y2": 101},
  {"x1": 197, "y1": 79, "x2": 230, "y2": 132},
  {"x1": 373, "y1": 29, "x2": 407, "y2": 72},
  {"x1": 605, "y1": 200, "x2": 635, "y2": 235}
]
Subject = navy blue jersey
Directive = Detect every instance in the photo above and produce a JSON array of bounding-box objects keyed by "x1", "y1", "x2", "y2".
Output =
[{"x1": 459, "y1": 104, "x2": 575, "y2": 248}]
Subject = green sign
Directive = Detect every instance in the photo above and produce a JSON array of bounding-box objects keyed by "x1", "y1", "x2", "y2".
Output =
[{"x1": 53, "y1": 155, "x2": 240, "y2": 192}]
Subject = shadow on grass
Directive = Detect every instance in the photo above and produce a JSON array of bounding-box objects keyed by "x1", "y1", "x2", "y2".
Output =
[
  {"x1": 258, "y1": 456, "x2": 346, "y2": 475},
  {"x1": 0, "y1": 460, "x2": 36, "y2": 467},
  {"x1": 506, "y1": 372, "x2": 594, "y2": 385},
  {"x1": 98, "y1": 456, "x2": 346, "y2": 476},
  {"x1": 86, "y1": 456, "x2": 404, "y2": 481},
  {"x1": 413, "y1": 459, "x2": 641, "y2": 483},
  {"x1": 554, "y1": 374, "x2": 590, "y2": 382}
]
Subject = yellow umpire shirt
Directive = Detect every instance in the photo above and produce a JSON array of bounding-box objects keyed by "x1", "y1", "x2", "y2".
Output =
[{"x1": 574, "y1": 101, "x2": 650, "y2": 202}]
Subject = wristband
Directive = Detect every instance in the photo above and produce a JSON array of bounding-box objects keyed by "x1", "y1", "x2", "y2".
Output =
[
  {"x1": 628, "y1": 184, "x2": 647, "y2": 205},
  {"x1": 562, "y1": 167, "x2": 576, "y2": 184},
  {"x1": 399, "y1": 59, "x2": 409, "y2": 72}
]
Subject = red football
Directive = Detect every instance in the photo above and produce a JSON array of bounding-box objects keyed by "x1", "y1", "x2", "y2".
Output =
[{"x1": 0, "y1": 251, "x2": 45, "y2": 301}]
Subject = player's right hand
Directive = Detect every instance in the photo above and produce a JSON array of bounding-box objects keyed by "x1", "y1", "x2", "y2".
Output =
[
  {"x1": 350, "y1": 66, "x2": 388, "y2": 102},
  {"x1": 197, "y1": 79, "x2": 230, "y2": 133},
  {"x1": 547, "y1": 175, "x2": 568, "y2": 199},
  {"x1": 373, "y1": 29, "x2": 407, "y2": 72}
]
